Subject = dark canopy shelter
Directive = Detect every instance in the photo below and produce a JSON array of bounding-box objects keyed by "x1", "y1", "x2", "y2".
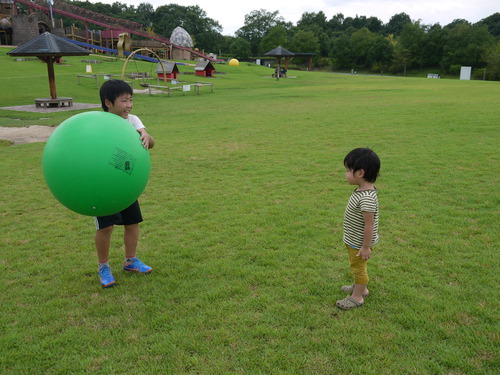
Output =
[
  {"x1": 7, "y1": 32, "x2": 89, "y2": 106},
  {"x1": 291, "y1": 52, "x2": 316, "y2": 71},
  {"x1": 264, "y1": 46, "x2": 294, "y2": 80}
]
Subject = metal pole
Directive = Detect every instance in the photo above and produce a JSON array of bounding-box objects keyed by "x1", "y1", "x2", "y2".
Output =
[{"x1": 48, "y1": 0, "x2": 54, "y2": 28}]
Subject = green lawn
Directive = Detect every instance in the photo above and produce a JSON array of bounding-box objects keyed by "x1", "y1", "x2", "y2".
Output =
[{"x1": 1, "y1": 47, "x2": 498, "y2": 374}]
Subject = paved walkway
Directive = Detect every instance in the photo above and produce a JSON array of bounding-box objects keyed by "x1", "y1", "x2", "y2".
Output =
[
  {"x1": 0, "y1": 103, "x2": 100, "y2": 113},
  {"x1": 0, "y1": 102, "x2": 101, "y2": 144}
]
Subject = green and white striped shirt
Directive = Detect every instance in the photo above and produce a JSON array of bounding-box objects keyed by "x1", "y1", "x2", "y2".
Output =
[{"x1": 343, "y1": 189, "x2": 379, "y2": 249}]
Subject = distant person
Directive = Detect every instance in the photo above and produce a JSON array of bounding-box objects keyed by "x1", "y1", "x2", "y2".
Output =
[
  {"x1": 337, "y1": 148, "x2": 380, "y2": 309},
  {"x1": 96, "y1": 79, "x2": 155, "y2": 287}
]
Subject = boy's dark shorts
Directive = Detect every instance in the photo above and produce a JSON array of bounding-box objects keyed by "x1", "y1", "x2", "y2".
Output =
[{"x1": 94, "y1": 200, "x2": 143, "y2": 230}]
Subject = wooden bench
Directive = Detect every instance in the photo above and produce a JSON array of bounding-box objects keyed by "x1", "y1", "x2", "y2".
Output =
[
  {"x1": 127, "y1": 72, "x2": 149, "y2": 79},
  {"x1": 77, "y1": 74, "x2": 98, "y2": 88},
  {"x1": 146, "y1": 82, "x2": 213, "y2": 96},
  {"x1": 194, "y1": 82, "x2": 214, "y2": 95},
  {"x1": 35, "y1": 97, "x2": 73, "y2": 108},
  {"x1": 147, "y1": 84, "x2": 183, "y2": 97}
]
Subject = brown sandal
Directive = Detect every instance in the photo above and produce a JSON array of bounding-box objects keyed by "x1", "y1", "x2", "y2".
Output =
[{"x1": 336, "y1": 295, "x2": 364, "y2": 310}]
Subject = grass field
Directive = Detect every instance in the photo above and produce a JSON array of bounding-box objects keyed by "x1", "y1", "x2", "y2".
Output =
[{"x1": 1, "y1": 47, "x2": 499, "y2": 374}]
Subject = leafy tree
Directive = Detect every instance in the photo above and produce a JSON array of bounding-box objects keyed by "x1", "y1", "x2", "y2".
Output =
[
  {"x1": 445, "y1": 19, "x2": 470, "y2": 28},
  {"x1": 365, "y1": 16, "x2": 384, "y2": 33},
  {"x1": 289, "y1": 30, "x2": 320, "y2": 65},
  {"x1": 235, "y1": 9, "x2": 284, "y2": 55},
  {"x1": 152, "y1": 4, "x2": 221, "y2": 51},
  {"x1": 217, "y1": 35, "x2": 234, "y2": 56},
  {"x1": 296, "y1": 12, "x2": 331, "y2": 56},
  {"x1": 260, "y1": 26, "x2": 288, "y2": 54},
  {"x1": 136, "y1": 2, "x2": 155, "y2": 27},
  {"x1": 350, "y1": 28, "x2": 375, "y2": 68},
  {"x1": 297, "y1": 11, "x2": 327, "y2": 31},
  {"x1": 345, "y1": 15, "x2": 383, "y2": 33},
  {"x1": 391, "y1": 42, "x2": 412, "y2": 75},
  {"x1": 421, "y1": 24, "x2": 446, "y2": 67},
  {"x1": 230, "y1": 38, "x2": 251, "y2": 60},
  {"x1": 367, "y1": 35, "x2": 394, "y2": 72},
  {"x1": 290, "y1": 30, "x2": 320, "y2": 52},
  {"x1": 110, "y1": 2, "x2": 133, "y2": 16},
  {"x1": 477, "y1": 12, "x2": 500, "y2": 38},
  {"x1": 398, "y1": 22, "x2": 426, "y2": 69},
  {"x1": 330, "y1": 34, "x2": 354, "y2": 69},
  {"x1": 328, "y1": 13, "x2": 345, "y2": 33},
  {"x1": 441, "y1": 22, "x2": 496, "y2": 71},
  {"x1": 483, "y1": 43, "x2": 500, "y2": 80},
  {"x1": 385, "y1": 12, "x2": 412, "y2": 36},
  {"x1": 342, "y1": 17, "x2": 356, "y2": 30}
]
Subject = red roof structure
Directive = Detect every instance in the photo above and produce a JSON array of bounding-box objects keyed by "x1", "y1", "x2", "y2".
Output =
[
  {"x1": 156, "y1": 61, "x2": 179, "y2": 80},
  {"x1": 194, "y1": 61, "x2": 215, "y2": 77}
]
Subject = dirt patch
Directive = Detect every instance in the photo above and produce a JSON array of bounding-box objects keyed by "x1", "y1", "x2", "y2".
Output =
[{"x1": 0, "y1": 126, "x2": 56, "y2": 145}]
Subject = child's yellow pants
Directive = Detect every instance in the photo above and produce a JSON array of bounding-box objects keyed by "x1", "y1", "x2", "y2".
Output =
[{"x1": 346, "y1": 244, "x2": 374, "y2": 285}]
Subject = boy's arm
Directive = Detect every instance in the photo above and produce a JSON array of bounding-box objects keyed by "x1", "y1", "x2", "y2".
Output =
[
  {"x1": 137, "y1": 128, "x2": 155, "y2": 149},
  {"x1": 357, "y1": 211, "x2": 374, "y2": 260}
]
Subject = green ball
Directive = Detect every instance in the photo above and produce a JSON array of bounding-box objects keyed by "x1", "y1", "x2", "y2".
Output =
[{"x1": 42, "y1": 111, "x2": 150, "y2": 216}]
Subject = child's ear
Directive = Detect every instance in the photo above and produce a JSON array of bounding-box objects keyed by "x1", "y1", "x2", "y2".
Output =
[
  {"x1": 356, "y1": 169, "x2": 365, "y2": 178},
  {"x1": 104, "y1": 99, "x2": 113, "y2": 110}
]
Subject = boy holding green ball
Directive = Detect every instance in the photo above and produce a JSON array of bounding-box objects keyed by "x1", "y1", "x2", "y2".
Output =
[{"x1": 96, "y1": 79, "x2": 155, "y2": 287}]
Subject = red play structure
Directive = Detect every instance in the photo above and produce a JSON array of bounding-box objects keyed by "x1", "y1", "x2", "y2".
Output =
[{"x1": 11, "y1": 0, "x2": 217, "y2": 61}]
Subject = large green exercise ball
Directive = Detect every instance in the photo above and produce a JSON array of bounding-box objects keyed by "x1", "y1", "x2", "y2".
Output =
[{"x1": 42, "y1": 111, "x2": 151, "y2": 216}]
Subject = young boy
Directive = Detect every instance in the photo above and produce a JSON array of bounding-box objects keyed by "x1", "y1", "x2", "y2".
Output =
[
  {"x1": 96, "y1": 79, "x2": 155, "y2": 287},
  {"x1": 336, "y1": 148, "x2": 380, "y2": 309}
]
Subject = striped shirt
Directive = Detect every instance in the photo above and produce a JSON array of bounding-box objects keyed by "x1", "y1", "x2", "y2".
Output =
[{"x1": 343, "y1": 189, "x2": 379, "y2": 249}]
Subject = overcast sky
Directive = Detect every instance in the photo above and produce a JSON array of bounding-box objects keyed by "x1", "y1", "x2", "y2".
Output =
[{"x1": 95, "y1": 0, "x2": 498, "y2": 35}]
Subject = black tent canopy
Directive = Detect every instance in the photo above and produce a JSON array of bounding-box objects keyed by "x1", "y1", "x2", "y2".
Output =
[
  {"x1": 264, "y1": 46, "x2": 294, "y2": 79},
  {"x1": 8, "y1": 32, "x2": 89, "y2": 106}
]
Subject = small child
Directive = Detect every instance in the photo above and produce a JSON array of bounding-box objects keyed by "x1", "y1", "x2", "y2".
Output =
[
  {"x1": 337, "y1": 148, "x2": 380, "y2": 309},
  {"x1": 96, "y1": 79, "x2": 155, "y2": 287}
]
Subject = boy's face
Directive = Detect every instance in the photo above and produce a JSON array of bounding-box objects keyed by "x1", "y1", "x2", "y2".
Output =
[
  {"x1": 345, "y1": 168, "x2": 364, "y2": 185},
  {"x1": 105, "y1": 93, "x2": 133, "y2": 119}
]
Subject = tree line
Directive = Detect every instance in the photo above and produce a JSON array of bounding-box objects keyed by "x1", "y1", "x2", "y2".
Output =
[{"x1": 55, "y1": 2, "x2": 500, "y2": 79}]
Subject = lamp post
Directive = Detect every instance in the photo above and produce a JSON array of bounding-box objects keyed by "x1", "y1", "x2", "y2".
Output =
[{"x1": 47, "y1": 0, "x2": 54, "y2": 28}]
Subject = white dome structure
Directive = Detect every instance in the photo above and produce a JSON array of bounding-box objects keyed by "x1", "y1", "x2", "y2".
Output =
[{"x1": 170, "y1": 26, "x2": 194, "y2": 48}]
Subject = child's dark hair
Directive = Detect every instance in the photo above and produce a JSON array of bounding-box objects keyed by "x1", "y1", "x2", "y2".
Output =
[
  {"x1": 99, "y1": 79, "x2": 133, "y2": 111},
  {"x1": 344, "y1": 148, "x2": 380, "y2": 182}
]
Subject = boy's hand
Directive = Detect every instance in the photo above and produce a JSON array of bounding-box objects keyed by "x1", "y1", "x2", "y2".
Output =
[
  {"x1": 138, "y1": 130, "x2": 155, "y2": 149},
  {"x1": 356, "y1": 246, "x2": 372, "y2": 260}
]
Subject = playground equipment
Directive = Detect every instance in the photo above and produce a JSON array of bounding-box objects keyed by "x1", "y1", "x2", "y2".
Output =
[
  {"x1": 122, "y1": 48, "x2": 167, "y2": 88},
  {"x1": 12, "y1": 0, "x2": 219, "y2": 62},
  {"x1": 117, "y1": 32, "x2": 131, "y2": 58}
]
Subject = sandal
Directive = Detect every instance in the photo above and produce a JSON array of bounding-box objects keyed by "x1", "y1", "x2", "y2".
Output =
[
  {"x1": 340, "y1": 284, "x2": 369, "y2": 297},
  {"x1": 336, "y1": 295, "x2": 364, "y2": 310}
]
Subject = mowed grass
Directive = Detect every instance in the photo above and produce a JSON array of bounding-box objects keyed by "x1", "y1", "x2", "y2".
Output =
[{"x1": 0, "y1": 47, "x2": 499, "y2": 374}]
